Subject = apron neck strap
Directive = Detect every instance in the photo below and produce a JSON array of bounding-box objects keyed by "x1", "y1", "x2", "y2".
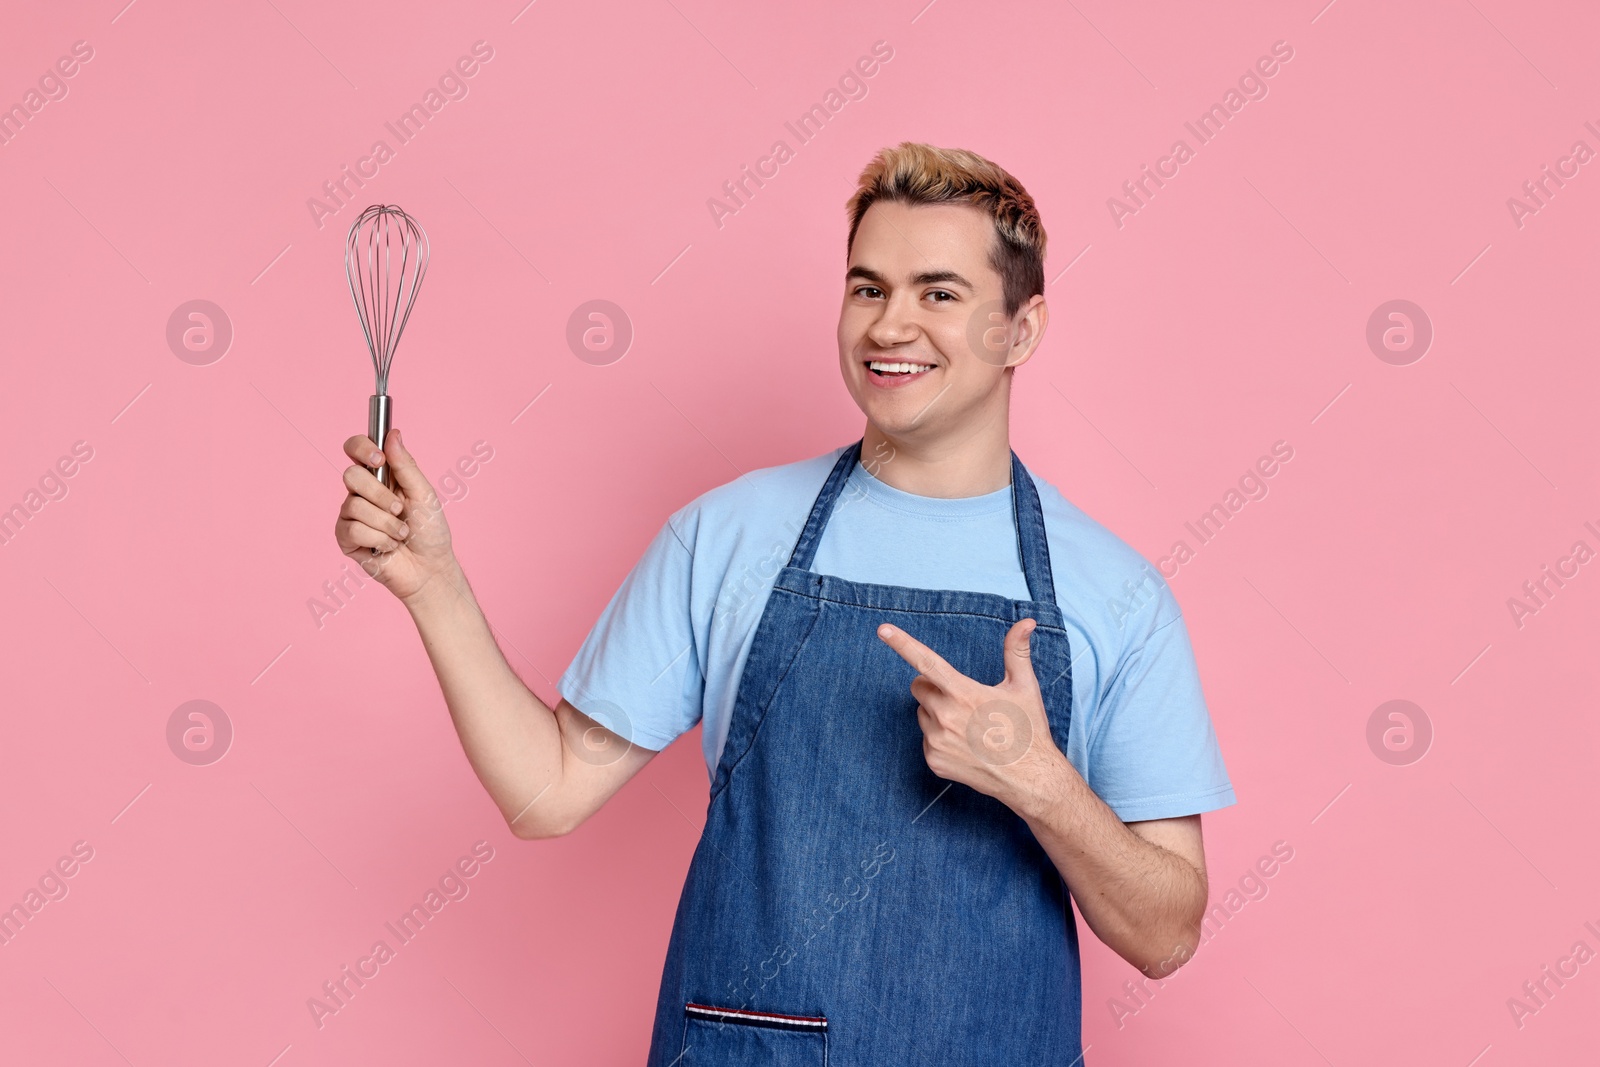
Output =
[{"x1": 786, "y1": 439, "x2": 1058, "y2": 607}]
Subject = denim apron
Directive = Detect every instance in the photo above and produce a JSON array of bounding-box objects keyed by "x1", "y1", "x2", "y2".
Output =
[{"x1": 646, "y1": 439, "x2": 1083, "y2": 1066}]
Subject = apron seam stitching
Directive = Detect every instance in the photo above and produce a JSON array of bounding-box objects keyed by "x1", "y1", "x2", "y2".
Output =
[{"x1": 708, "y1": 596, "x2": 825, "y2": 804}]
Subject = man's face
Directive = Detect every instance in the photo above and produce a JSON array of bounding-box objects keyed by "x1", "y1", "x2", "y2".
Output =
[{"x1": 837, "y1": 200, "x2": 1044, "y2": 445}]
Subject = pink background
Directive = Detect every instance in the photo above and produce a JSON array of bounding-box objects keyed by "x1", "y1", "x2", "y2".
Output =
[{"x1": 3, "y1": 0, "x2": 1597, "y2": 1063}]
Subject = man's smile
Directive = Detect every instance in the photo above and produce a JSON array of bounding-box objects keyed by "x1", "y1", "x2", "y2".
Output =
[{"x1": 864, "y1": 357, "x2": 937, "y2": 388}]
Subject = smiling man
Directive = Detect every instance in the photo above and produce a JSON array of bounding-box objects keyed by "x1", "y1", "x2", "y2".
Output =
[{"x1": 334, "y1": 141, "x2": 1235, "y2": 1065}]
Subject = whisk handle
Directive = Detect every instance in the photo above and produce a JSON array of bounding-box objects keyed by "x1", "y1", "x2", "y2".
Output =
[{"x1": 368, "y1": 393, "x2": 393, "y2": 490}]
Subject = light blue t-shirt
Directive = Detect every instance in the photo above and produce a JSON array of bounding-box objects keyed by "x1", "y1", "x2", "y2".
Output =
[{"x1": 558, "y1": 444, "x2": 1236, "y2": 823}]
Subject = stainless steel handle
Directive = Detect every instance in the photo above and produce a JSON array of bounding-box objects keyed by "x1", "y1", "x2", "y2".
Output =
[{"x1": 368, "y1": 393, "x2": 393, "y2": 489}]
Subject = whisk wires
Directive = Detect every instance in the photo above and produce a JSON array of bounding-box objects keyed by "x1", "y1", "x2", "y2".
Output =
[{"x1": 345, "y1": 204, "x2": 429, "y2": 396}]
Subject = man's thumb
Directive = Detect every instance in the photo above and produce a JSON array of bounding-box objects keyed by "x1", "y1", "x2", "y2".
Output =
[
  {"x1": 1003, "y1": 617, "x2": 1041, "y2": 691},
  {"x1": 385, "y1": 428, "x2": 431, "y2": 497}
]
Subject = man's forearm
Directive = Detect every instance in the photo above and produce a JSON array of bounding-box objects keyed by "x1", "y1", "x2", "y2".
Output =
[
  {"x1": 1012, "y1": 751, "x2": 1207, "y2": 975},
  {"x1": 402, "y1": 559, "x2": 564, "y2": 834}
]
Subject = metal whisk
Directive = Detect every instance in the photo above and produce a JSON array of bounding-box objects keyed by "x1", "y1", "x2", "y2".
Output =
[{"x1": 346, "y1": 204, "x2": 429, "y2": 489}]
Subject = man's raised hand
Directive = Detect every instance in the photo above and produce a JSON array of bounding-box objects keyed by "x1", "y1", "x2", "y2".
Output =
[
  {"x1": 333, "y1": 428, "x2": 458, "y2": 605},
  {"x1": 877, "y1": 617, "x2": 1068, "y2": 809}
]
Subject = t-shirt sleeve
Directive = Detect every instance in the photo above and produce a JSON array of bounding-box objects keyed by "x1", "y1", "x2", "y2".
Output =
[
  {"x1": 1085, "y1": 594, "x2": 1236, "y2": 823},
  {"x1": 556, "y1": 510, "x2": 704, "y2": 752}
]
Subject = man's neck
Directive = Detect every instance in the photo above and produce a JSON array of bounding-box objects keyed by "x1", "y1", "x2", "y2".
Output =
[{"x1": 860, "y1": 418, "x2": 1013, "y2": 499}]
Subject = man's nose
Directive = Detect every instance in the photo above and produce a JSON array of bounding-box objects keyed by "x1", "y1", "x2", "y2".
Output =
[{"x1": 867, "y1": 296, "x2": 920, "y2": 347}]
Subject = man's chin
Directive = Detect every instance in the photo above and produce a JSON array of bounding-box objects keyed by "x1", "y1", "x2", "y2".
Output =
[{"x1": 859, "y1": 409, "x2": 937, "y2": 444}]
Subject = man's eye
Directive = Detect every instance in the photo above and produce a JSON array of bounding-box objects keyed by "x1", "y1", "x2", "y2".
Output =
[
  {"x1": 927, "y1": 290, "x2": 955, "y2": 302},
  {"x1": 855, "y1": 286, "x2": 883, "y2": 299}
]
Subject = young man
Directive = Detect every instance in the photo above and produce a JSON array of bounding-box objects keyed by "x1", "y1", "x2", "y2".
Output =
[{"x1": 334, "y1": 142, "x2": 1234, "y2": 1064}]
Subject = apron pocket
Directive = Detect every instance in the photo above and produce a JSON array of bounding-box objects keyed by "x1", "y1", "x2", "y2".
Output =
[{"x1": 681, "y1": 1002, "x2": 827, "y2": 1065}]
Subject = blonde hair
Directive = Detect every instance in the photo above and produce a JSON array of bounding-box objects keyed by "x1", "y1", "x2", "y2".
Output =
[{"x1": 845, "y1": 142, "x2": 1047, "y2": 318}]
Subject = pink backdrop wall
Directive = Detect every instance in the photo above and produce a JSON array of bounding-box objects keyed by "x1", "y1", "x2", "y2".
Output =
[{"x1": 3, "y1": 0, "x2": 1596, "y2": 1063}]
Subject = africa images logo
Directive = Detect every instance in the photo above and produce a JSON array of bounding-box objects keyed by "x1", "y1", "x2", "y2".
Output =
[
  {"x1": 304, "y1": 42, "x2": 496, "y2": 230},
  {"x1": 705, "y1": 40, "x2": 894, "y2": 230},
  {"x1": 306, "y1": 841, "x2": 496, "y2": 1030},
  {"x1": 1106, "y1": 40, "x2": 1295, "y2": 229}
]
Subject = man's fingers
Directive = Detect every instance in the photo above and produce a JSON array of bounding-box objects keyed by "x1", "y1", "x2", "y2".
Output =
[
  {"x1": 340, "y1": 494, "x2": 410, "y2": 542},
  {"x1": 877, "y1": 623, "x2": 956, "y2": 690},
  {"x1": 343, "y1": 434, "x2": 384, "y2": 468},
  {"x1": 336, "y1": 516, "x2": 402, "y2": 555},
  {"x1": 342, "y1": 463, "x2": 405, "y2": 516}
]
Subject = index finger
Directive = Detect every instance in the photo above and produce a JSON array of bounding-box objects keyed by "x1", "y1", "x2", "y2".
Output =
[
  {"x1": 343, "y1": 434, "x2": 384, "y2": 467},
  {"x1": 877, "y1": 623, "x2": 957, "y2": 690}
]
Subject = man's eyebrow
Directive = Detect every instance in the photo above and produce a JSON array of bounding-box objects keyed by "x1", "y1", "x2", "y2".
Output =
[{"x1": 845, "y1": 265, "x2": 976, "y2": 291}]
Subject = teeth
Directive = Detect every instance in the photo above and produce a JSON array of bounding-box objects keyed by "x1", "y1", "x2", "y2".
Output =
[{"x1": 868, "y1": 361, "x2": 933, "y2": 374}]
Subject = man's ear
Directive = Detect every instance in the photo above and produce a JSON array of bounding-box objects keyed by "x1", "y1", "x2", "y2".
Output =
[{"x1": 1005, "y1": 294, "x2": 1049, "y2": 370}]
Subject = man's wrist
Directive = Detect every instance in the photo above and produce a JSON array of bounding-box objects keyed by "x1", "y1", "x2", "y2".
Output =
[
  {"x1": 400, "y1": 557, "x2": 470, "y2": 618},
  {"x1": 1006, "y1": 745, "x2": 1081, "y2": 824}
]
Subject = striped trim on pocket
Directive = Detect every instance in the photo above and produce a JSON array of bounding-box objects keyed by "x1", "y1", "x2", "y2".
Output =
[{"x1": 685, "y1": 1003, "x2": 828, "y2": 1033}]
